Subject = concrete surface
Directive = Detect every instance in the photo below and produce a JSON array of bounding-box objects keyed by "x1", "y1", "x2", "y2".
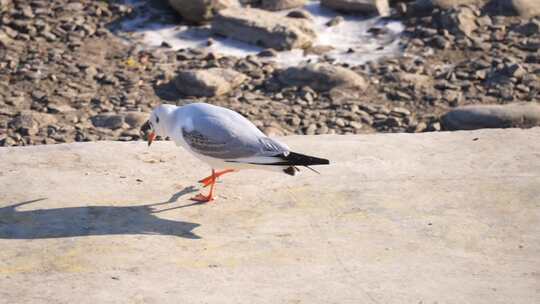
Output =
[{"x1": 1, "y1": 128, "x2": 539, "y2": 304}]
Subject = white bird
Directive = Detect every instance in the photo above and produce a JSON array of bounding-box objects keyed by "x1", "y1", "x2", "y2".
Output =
[{"x1": 144, "y1": 103, "x2": 330, "y2": 202}]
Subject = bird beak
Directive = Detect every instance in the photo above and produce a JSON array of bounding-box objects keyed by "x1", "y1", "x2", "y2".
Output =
[{"x1": 147, "y1": 132, "x2": 156, "y2": 147}]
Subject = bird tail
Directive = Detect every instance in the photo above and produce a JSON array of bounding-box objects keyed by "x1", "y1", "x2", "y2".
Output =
[
  {"x1": 279, "y1": 152, "x2": 329, "y2": 176},
  {"x1": 280, "y1": 152, "x2": 330, "y2": 166},
  {"x1": 225, "y1": 152, "x2": 329, "y2": 176}
]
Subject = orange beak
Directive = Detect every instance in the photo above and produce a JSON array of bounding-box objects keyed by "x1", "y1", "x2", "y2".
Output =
[{"x1": 147, "y1": 132, "x2": 156, "y2": 147}]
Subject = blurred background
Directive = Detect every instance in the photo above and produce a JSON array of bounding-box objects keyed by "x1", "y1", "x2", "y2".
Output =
[{"x1": 0, "y1": 0, "x2": 538, "y2": 146}]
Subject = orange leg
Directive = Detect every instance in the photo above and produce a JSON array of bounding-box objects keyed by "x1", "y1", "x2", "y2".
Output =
[
  {"x1": 198, "y1": 169, "x2": 236, "y2": 187},
  {"x1": 190, "y1": 169, "x2": 236, "y2": 203},
  {"x1": 191, "y1": 169, "x2": 217, "y2": 203}
]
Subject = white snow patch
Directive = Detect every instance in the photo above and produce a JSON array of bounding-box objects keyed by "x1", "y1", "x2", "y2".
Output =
[{"x1": 117, "y1": 1, "x2": 404, "y2": 67}]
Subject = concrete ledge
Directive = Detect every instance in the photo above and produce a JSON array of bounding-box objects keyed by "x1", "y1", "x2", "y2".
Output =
[{"x1": 1, "y1": 129, "x2": 539, "y2": 303}]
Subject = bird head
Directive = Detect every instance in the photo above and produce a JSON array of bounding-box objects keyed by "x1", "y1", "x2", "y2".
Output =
[{"x1": 144, "y1": 104, "x2": 174, "y2": 147}]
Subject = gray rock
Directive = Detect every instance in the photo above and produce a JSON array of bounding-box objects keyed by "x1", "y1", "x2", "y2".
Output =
[
  {"x1": 502, "y1": 0, "x2": 540, "y2": 18},
  {"x1": 430, "y1": 36, "x2": 450, "y2": 49},
  {"x1": 286, "y1": 10, "x2": 313, "y2": 19},
  {"x1": 305, "y1": 123, "x2": 317, "y2": 135},
  {"x1": 174, "y1": 68, "x2": 247, "y2": 97},
  {"x1": 91, "y1": 114, "x2": 125, "y2": 130},
  {"x1": 349, "y1": 121, "x2": 363, "y2": 129},
  {"x1": 261, "y1": 0, "x2": 306, "y2": 11},
  {"x1": 414, "y1": 121, "x2": 428, "y2": 132},
  {"x1": 326, "y1": 16, "x2": 344, "y2": 27},
  {"x1": 0, "y1": 136, "x2": 17, "y2": 146},
  {"x1": 427, "y1": 121, "x2": 441, "y2": 131},
  {"x1": 397, "y1": 72, "x2": 432, "y2": 89},
  {"x1": 303, "y1": 45, "x2": 334, "y2": 55},
  {"x1": 440, "y1": 6, "x2": 478, "y2": 38},
  {"x1": 391, "y1": 107, "x2": 412, "y2": 117},
  {"x1": 167, "y1": 0, "x2": 238, "y2": 23},
  {"x1": 257, "y1": 48, "x2": 278, "y2": 57},
  {"x1": 502, "y1": 63, "x2": 526, "y2": 78},
  {"x1": 212, "y1": 7, "x2": 316, "y2": 50},
  {"x1": 441, "y1": 103, "x2": 540, "y2": 131},
  {"x1": 47, "y1": 103, "x2": 75, "y2": 114},
  {"x1": 278, "y1": 63, "x2": 367, "y2": 92},
  {"x1": 65, "y1": 2, "x2": 84, "y2": 11},
  {"x1": 9, "y1": 113, "x2": 38, "y2": 136},
  {"x1": 263, "y1": 126, "x2": 286, "y2": 136},
  {"x1": 475, "y1": 15, "x2": 492, "y2": 28},
  {"x1": 41, "y1": 30, "x2": 57, "y2": 41},
  {"x1": 321, "y1": 0, "x2": 390, "y2": 16},
  {"x1": 124, "y1": 112, "x2": 149, "y2": 129},
  {"x1": 513, "y1": 20, "x2": 540, "y2": 36},
  {"x1": 385, "y1": 116, "x2": 401, "y2": 128},
  {"x1": 416, "y1": 0, "x2": 487, "y2": 10}
]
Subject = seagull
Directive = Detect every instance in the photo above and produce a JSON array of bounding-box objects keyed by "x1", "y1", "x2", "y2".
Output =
[{"x1": 143, "y1": 103, "x2": 330, "y2": 202}]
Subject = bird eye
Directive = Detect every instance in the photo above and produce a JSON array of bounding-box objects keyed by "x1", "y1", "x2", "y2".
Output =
[
  {"x1": 156, "y1": 116, "x2": 160, "y2": 124},
  {"x1": 141, "y1": 120, "x2": 152, "y2": 133}
]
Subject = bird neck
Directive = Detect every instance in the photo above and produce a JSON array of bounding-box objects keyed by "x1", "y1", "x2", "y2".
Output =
[{"x1": 156, "y1": 105, "x2": 177, "y2": 138}]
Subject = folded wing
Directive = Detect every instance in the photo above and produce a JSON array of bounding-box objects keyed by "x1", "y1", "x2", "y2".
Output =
[{"x1": 181, "y1": 114, "x2": 288, "y2": 161}]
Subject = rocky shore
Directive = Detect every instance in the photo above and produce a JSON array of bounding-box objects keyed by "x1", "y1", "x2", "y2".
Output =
[{"x1": 0, "y1": 0, "x2": 539, "y2": 146}]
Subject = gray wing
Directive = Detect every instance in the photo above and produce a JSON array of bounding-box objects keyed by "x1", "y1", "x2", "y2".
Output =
[{"x1": 181, "y1": 114, "x2": 288, "y2": 160}]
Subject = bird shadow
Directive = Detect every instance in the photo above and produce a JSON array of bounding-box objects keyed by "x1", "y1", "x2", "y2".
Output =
[{"x1": 0, "y1": 187, "x2": 203, "y2": 240}]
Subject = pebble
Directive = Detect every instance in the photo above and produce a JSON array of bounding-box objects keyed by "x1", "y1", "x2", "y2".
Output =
[
  {"x1": 91, "y1": 114, "x2": 125, "y2": 130},
  {"x1": 2, "y1": 0, "x2": 539, "y2": 147},
  {"x1": 326, "y1": 16, "x2": 343, "y2": 27}
]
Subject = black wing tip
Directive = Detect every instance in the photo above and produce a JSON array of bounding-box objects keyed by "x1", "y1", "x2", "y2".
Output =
[
  {"x1": 319, "y1": 158, "x2": 330, "y2": 165},
  {"x1": 283, "y1": 152, "x2": 330, "y2": 166}
]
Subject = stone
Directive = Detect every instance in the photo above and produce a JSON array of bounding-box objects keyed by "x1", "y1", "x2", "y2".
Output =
[
  {"x1": 326, "y1": 16, "x2": 344, "y2": 27},
  {"x1": 167, "y1": 0, "x2": 239, "y2": 23},
  {"x1": 91, "y1": 114, "x2": 125, "y2": 130},
  {"x1": 430, "y1": 36, "x2": 450, "y2": 49},
  {"x1": 385, "y1": 116, "x2": 401, "y2": 128},
  {"x1": 417, "y1": 0, "x2": 488, "y2": 10},
  {"x1": 47, "y1": 103, "x2": 75, "y2": 114},
  {"x1": 441, "y1": 103, "x2": 540, "y2": 131},
  {"x1": 513, "y1": 20, "x2": 540, "y2": 36},
  {"x1": 349, "y1": 121, "x2": 363, "y2": 129},
  {"x1": 174, "y1": 68, "x2": 247, "y2": 97},
  {"x1": 212, "y1": 7, "x2": 316, "y2": 50},
  {"x1": 0, "y1": 136, "x2": 17, "y2": 146},
  {"x1": 397, "y1": 72, "x2": 432, "y2": 89},
  {"x1": 261, "y1": 0, "x2": 306, "y2": 11},
  {"x1": 475, "y1": 15, "x2": 492, "y2": 28},
  {"x1": 41, "y1": 30, "x2": 57, "y2": 42},
  {"x1": 124, "y1": 112, "x2": 149, "y2": 129},
  {"x1": 0, "y1": 0, "x2": 11, "y2": 13},
  {"x1": 286, "y1": 10, "x2": 313, "y2": 19},
  {"x1": 0, "y1": 29, "x2": 14, "y2": 45},
  {"x1": 8, "y1": 113, "x2": 38, "y2": 136},
  {"x1": 263, "y1": 126, "x2": 286, "y2": 136},
  {"x1": 257, "y1": 48, "x2": 278, "y2": 57},
  {"x1": 321, "y1": 0, "x2": 390, "y2": 16},
  {"x1": 278, "y1": 63, "x2": 368, "y2": 92},
  {"x1": 504, "y1": 0, "x2": 540, "y2": 18},
  {"x1": 427, "y1": 121, "x2": 441, "y2": 131},
  {"x1": 503, "y1": 64, "x2": 526, "y2": 78},
  {"x1": 65, "y1": 2, "x2": 84, "y2": 11},
  {"x1": 391, "y1": 107, "x2": 412, "y2": 117},
  {"x1": 414, "y1": 121, "x2": 428, "y2": 132},
  {"x1": 440, "y1": 6, "x2": 478, "y2": 38},
  {"x1": 303, "y1": 45, "x2": 334, "y2": 55}
]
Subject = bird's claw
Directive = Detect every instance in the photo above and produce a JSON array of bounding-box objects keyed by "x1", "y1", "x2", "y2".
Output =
[{"x1": 190, "y1": 193, "x2": 214, "y2": 203}]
